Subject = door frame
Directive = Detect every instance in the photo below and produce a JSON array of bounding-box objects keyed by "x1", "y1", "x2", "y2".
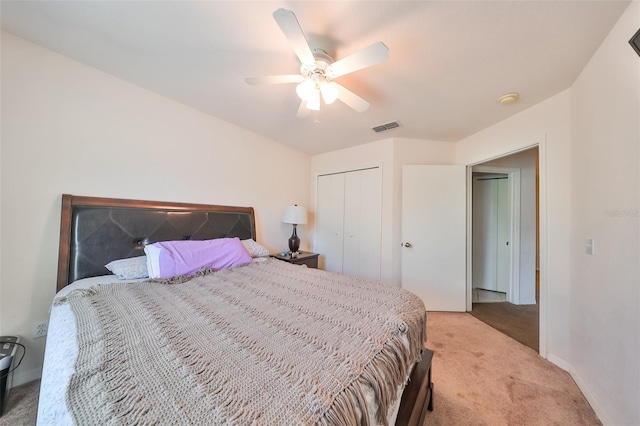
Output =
[
  {"x1": 468, "y1": 166, "x2": 521, "y2": 306},
  {"x1": 464, "y1": 140, "x2": 546, "y2": 357}
]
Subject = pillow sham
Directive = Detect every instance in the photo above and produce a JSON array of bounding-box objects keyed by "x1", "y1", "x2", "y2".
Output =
[
  {"x1": 105, "y1": 256, "x2": 149, "y2": 280},
  {"x1": 144, "y1": 237, "x2": 253, "y2": 279},
  {"x1": 241, "y1": 239, "x2": 270, "y2": 258}
]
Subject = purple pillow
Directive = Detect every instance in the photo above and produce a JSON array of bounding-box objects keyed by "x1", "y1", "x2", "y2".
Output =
[{"x1": 144, "y1": 237, "x2": 252, "y2": 278}]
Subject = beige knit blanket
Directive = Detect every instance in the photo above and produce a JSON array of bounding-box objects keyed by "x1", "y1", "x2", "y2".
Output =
[{"x1": 59, "y1": 259, "x2": 426, "y2": 425}]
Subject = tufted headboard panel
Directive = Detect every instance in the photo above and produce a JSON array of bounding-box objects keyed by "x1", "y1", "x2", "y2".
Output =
[{"x1": 56, "y1": 194, "x2": 256, "y2": 292}]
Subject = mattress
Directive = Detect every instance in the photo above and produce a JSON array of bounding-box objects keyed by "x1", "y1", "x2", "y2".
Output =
[
  {"x1": 38, "y1": 276, "x2": 147, "y2": 425},
  {"x1": 37, "y1": 262, "x2": 421, "y2": 425}
]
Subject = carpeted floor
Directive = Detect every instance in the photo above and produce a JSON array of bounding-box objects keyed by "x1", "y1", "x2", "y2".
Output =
[
  {"x1": 469, "y1": 301, "x2": 539, "y2": 352},
  {"x1": 0, "y1": 379, "x2": 39, "y2": 426},
  {"x1": 422, "y1": 312, "x2": 600, "y2": 425},
  {"x1": 1, "y1": 312, "x2": 598, "y2": 426}
]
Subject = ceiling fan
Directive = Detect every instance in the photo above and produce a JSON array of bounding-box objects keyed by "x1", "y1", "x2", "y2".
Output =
[{"x1": 245, "y1": 8, "x2": 389, "y2": 116}]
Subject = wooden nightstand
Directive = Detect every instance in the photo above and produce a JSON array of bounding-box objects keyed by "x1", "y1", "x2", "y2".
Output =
[{"x1": 272, "y1": 251, "x2": 319, "y2": 269}]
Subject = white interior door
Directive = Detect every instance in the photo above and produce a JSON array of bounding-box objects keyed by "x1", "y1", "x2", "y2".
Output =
[{"x1": 401, "y1": 165, "x2": 466, "y2": 311}]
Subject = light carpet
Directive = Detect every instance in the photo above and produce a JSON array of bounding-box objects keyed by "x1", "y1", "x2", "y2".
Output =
[{"x1": 422, "y1": 312, "x2": 600, "y2": 425}]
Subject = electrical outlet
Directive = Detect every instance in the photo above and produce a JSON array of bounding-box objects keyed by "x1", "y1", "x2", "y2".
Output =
[{"x1": 33, "y1": 321, "x2": 48, "y2": 339}]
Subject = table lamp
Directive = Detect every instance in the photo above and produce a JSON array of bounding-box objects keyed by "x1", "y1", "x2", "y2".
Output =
[{"x1": 282, "y1": 204, "x2": 308, "y2": 254}]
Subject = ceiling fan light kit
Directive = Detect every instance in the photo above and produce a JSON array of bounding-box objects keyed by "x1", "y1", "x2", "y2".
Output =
[
  {"x1": 245, "y1": 8, "x2": 389, "y2": 115},
  {"x1": 295, "y1": 50, "x2": 340, "y2": 106}
]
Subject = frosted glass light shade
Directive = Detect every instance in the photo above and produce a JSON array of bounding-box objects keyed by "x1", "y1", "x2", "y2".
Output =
[
  {"x1": 296, "y1": 80, "x2": 315, "y2": 101},
  {"x1": 320, "y1": 82, "x2": 338, "y2": 104},
  {"x1": 282, "y1": 205, "x2": 308, "y2": 225},
  {"x1": 306, "y1": 91, "x2": 320, "y2": 111}
]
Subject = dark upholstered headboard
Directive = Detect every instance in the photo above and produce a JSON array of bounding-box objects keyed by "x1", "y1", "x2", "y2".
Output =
[{"x1": 56, "y1": 194, "x2": 256, "y2": 292}]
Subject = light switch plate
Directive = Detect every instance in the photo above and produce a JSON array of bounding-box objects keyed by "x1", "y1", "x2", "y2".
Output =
[{"x1": 585, "y1": 239, "x2": 594, "y2": 256}]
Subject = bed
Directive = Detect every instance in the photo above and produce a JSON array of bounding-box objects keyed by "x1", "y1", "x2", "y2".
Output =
[{"x1": 38, "y1": 194, "x2": 433, "y2": 425}]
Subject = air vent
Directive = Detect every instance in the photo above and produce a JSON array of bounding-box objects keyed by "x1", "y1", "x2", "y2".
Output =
[{"x1": 372, "y1": 121, "x2": 400, "y2": 133}]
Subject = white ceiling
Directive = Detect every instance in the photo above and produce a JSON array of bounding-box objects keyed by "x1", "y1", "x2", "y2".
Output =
[{"x1": 1, "y1": 1, "x2": 630, "y2": 155}]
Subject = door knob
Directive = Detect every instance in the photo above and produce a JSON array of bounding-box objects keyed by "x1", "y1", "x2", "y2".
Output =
[{"x1": 403, "y1": 242, "x2": 412, "y2": 248}]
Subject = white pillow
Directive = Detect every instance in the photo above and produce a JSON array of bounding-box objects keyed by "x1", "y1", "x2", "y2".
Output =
[
  {"x1": 105, "y1": 256, "x2": 149, "y2": 280},
  {"x1": 241, "y1": 239, "x2": 270, "y2": 257},
  {"x1": 144, "y1": 245, "x2": 162, "y2": 279}
]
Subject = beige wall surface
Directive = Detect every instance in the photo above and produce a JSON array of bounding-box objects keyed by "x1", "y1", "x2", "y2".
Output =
[
  {"x1": 0, "y1": 33, "x2": 311, "y2": 384},
  {"x1": 569, "y1": 2, "x2": 639, "y2": 424}
]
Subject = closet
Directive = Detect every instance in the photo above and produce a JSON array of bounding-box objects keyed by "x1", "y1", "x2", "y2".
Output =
[
  {"x1": 472, "y1": 175, "x2": 510, "y2": 293},
  {"x1": 315, "y1": 167, "x2": 382, "y2": 281}
]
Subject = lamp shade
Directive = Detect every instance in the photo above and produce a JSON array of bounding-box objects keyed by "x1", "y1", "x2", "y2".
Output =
[{"x1": 282, "y1": 205, "x2": 307, "y2": 225}]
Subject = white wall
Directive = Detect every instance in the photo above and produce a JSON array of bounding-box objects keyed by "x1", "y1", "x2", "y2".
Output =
[
  {"x1": 479, "y1": 148, "x2": 538, "y2": 304},
  {"x1": 0, "y1": 33, "x2": 311, "y2": 385},
  {"x1": 310, "y1": 137, "x2": 455, "y2": 285},
  {"x1": 569, "y1": 2, "x2": 639, "y2": 424}
]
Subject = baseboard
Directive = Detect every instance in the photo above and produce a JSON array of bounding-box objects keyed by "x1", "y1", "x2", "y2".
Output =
[
  {"x1": 518, "y1": 297, "x2": 537, "y2": 305},
  {"x1": 547, "y1": 354, "x2": 611, "y2": 425},
  {"x1": 10, "y1": 366, "x2": 41, "y2": 388}
]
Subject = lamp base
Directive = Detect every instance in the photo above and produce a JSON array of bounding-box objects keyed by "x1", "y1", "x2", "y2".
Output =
[{"x1": 288, "y1": 225, "x2": 300, "y2": 253}]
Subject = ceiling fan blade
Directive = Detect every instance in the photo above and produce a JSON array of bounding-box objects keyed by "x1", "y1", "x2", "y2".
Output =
[
  {"x1": 296, "y1": 100, "x2": 310, "y2": 118},
  {"x1": 334, "y1": 83, "x2": 370, "y2": 113},
  {"x1": 273, "y1": 8, "x2": 316, "y2": 66},
  {"x1": 245, "y1": 75, "x2": 303, "y2": 85},
  {"x1": 327, "y1": 42, "x2": 389, "y2": 78}
]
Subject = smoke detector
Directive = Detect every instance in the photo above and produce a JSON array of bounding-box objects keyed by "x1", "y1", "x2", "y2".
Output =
[{"x1": 497, "y1": 93, "x2": 519, "y2": 105}]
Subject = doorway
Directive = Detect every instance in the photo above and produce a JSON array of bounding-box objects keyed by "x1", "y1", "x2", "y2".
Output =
[{"x1": 468, "y1": 147, "x2": 539, "y2": 352}]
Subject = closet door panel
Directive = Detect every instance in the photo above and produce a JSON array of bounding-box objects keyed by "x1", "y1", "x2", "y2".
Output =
[
  {"x1": 342, "y1": 171, "x2": 361, "y2": 277},
  {"x1": 496, "y1": 178, "x2": 511, "y2": 293},
  {"x1": 316, "y1": 174, "x2": 345, "y2": 273},
  {"x1": 355, "y1": 168, "x2": 382, "y2": 281}
]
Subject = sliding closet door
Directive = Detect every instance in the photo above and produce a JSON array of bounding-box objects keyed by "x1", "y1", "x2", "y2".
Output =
[
  {"x1": 316, "y1": 173, "x2": 345, "y2": 273},
  {"x1": 342, "y1": 168, "x2": 382, "y2": 280}
]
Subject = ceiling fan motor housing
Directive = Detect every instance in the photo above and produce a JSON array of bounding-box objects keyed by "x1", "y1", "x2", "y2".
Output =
[{"x1": 300, "y1": 49, "x2": 335, "y2": 81}]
